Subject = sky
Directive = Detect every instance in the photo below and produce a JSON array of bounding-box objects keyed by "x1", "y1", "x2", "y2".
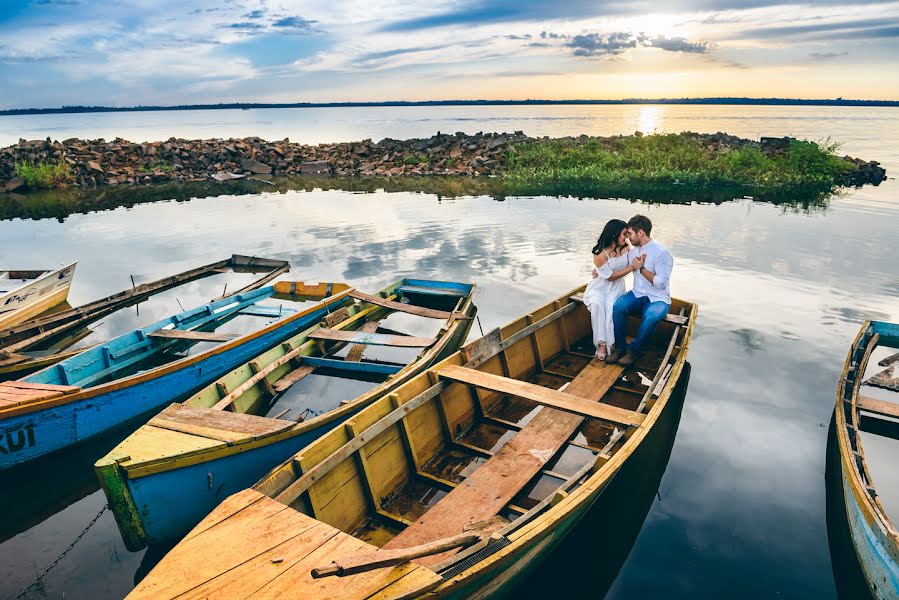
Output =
[{"x1": 0, "y1": 0, "x2": 898, "y2": 108}]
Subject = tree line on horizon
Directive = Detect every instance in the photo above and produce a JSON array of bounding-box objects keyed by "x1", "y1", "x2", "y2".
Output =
[{"x1": 1, "y1": 97, "x2": 897, "y2": 116}]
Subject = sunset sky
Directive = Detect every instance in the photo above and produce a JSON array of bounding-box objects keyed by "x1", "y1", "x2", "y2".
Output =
[{"x1": 1, "y1": 0, "x2": 898, "y2": 108}]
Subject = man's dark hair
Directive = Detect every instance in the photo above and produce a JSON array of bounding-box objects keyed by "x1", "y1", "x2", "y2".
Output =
[{"x1": 628, "y1": 214, "x2": 652, "y2": 236}]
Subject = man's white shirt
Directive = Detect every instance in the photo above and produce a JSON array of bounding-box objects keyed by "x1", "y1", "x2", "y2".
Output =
[{"x1": 628, "y1": 239, "x2": 673, "y2": 304}]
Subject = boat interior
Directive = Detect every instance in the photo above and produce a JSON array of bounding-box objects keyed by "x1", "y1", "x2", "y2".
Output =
[
  {"x1": 169, "y1": 279, "x2": 476, "y2": 431},
  {"x1": 0, "y1": 269, "x2": 52, "y2": 294},
  {"x1": 843, "y1": 321, "x2": 899, "y2": 527},
  {"x1": 127, "y1": 291, "x2": 694, "y2": 598}
]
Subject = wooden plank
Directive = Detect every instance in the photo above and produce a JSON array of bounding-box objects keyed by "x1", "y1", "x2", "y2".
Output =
[
  {"x1": 308, "y1": 328, "x2": 436, "y2": 348},
  {"x1": 147, "y1": 329, "x2": 239, "y2": 342},
  {"x1": 879, "y1": 351, "x2": 899, "y2": 368},
  {"x1": 865, "y1": 365, "x2": 899, "y2": 392},
  {"x1": 349, "y1": 291, "x2": 454, "y2": 320},
  {"x1": 858, "y1": 395, "x2": 899, "y2": 420},
  {"x1": 274, "y1": 382, "x2": 447, "y2": 507},
  {"x1": 273, "y1": 366, "x2": 317, "y2": 393},
  {"x1": 155, "y1": 403, "x2": 293, "y2": 438},
  {"x1": 569, "y1": 293, "x2": 687, "y2": 324},
  {"x1": 3, "y1": 381, "x2": 80, "y2": 393},
  {"x1": 346, "y1": 321, "x2": 380, "y2": 362},
  {"x1": 437, "y1": 364, "x2": 642, "y2": 427},
  {"x1": 299, "y1": 357, "x2": 403, "y2": 376},
  {"x1": 312, "y1": 533, "x2": 480, "y2": 578}
]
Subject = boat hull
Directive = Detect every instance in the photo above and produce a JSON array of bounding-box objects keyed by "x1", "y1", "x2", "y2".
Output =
[
  {"x1": 0, "y1": 299, "x2": 342, "y2": 470},
  {"x1": 0, "y1": 264, "x2": 76, "y2": 330},
  {"x1": 100, "y1": 292, "x2": 476, "y2": 550}
]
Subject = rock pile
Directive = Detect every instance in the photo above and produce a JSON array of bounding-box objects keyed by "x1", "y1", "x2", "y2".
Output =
[{"x1": 0, "y1": 131, "x2": 887, "y2": 192}]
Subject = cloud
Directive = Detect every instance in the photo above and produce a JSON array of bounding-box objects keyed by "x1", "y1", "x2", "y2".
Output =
[
  {"x1": 225, "y1": 22, "x2": 265, "y2": 31},
  {"x1": 272, "y1": 16, "x2": 316, "y2": 30},
  {"x1": 546, "y1": 31, "x2": 712, "y2": 58},
  {"x1": 645, "y1": 35, "x2": 711, "y2": 53},
  {"x1": 809, "y1": 51, "x2": 848, "y2": 60},
  {"x1": 741, "y1": 16, "x2": 899, "y2": 39},
  {"x1": 244, "y1": 9, "x2": 265, "y2": 20},
  {"x1": 565, "y1": 32, "x2": 640, "y2": 57}
]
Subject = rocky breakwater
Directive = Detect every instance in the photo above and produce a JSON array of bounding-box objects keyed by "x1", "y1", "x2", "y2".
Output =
[
  {"x1": 0, "y1": 132, "x2": 527, "y2": 192},
  {"x1": 0, "y1": 131, "x2": 887, "y2": 193}
]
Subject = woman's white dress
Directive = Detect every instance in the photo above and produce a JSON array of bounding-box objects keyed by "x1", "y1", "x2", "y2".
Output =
[{"x1": 584, "y1": 251, "x2": 629, "y2": 350}]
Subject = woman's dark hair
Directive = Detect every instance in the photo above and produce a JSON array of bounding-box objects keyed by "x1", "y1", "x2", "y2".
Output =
[{"x1": 592, "y1": 219, "x2": 628, "y2": 255}]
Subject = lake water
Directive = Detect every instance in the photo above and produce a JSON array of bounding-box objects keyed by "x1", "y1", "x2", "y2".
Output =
[{"x1": 1, "y1": 104, "x2": 898, "y2": 599}]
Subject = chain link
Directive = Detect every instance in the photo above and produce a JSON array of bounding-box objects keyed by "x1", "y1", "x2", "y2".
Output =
[{"x1": 15, "y1": 504, "x2": 109, "y2": 600}]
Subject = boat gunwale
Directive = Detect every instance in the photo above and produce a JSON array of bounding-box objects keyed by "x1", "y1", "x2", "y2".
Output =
[
  {"x1": 0, "y1": 286, "x2": 356, "y2": 420},
  {"x1": 100, "y1": 279, "x2": 477, "y2": 479},
  {"x1": 835, "y1": 321, "x2": 899, "y2": 571}
]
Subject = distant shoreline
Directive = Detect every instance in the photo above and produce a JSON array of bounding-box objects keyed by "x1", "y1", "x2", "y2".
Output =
[{"x1": 2, "y1": 97, "x2": 898, "y2": 116}]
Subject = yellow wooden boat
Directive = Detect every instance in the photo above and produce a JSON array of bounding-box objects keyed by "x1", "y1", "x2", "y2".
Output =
[
  {"x1": 129, "y1": 286, "x2": 696, "y2": 599},
  {"x1": 833, "y1": 320, "x2": 899, "y2": 598}
]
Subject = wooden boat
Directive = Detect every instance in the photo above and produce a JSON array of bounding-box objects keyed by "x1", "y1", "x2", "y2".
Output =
[
  {"x1": 129, "y1": 287, "x2": 695, "y2": 599},
  {"x1": 834, "y1": 320, "x2": 899, "y2": 598},
  {"x1": 96, "y1": 278, "x2": 476, "y2": 551},
  {"x1": 0, "y1": 263, "x2": 77, "y2": 330},
  {"x1": 0, "y1": 283, "x2": 354, "y2": 470},
  {"x1": 0, "y1": 255, "x2": 288, "y2": 379}
]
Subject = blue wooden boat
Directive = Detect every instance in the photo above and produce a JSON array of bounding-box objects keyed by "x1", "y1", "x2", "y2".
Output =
[
  {"x1": 835, "y1": 320, "x2": 899, "y2": 599},
  {"x1": 0, "y1": 284, "x2": 355, "y2": 470},
  {"x1": 95, "y1": 278, "x2": 476, "y2": 551}
]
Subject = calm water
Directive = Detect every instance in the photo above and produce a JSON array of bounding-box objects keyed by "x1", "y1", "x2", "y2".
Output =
[{"x1": 1, "y1": 105, "x2": 898, "y2": 599}]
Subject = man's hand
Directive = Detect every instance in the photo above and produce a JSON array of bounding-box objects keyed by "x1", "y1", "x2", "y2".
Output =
[
  {"x1": 631, "y1": 255, "x2": 645, "y2": 271},
  {"x1": 592, "y1": 270, "x2": 598, "y2": 279}
]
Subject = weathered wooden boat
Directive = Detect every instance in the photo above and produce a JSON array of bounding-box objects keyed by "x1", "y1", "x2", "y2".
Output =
[
  {"x1": 0, "y1": 263, "x2": 77, "y2": 330},
  {"x1": 0, "y1": 255, "x2": 288, "y2": 379},
  {"x1": 129, "y1": 287, "x2": 695, "y2": 599},
  {"x1": 96, "y1": 278, "x2": 476, "y2": 551},
  {"x1": 0, "y1": 283, "x2": 354, "y2": 470},
  {"x1": 834, "y1": 320, "x2": 899, "y2": 599}
]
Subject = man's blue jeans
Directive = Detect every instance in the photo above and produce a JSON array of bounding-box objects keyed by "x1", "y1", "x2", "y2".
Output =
[{"x1": 613, "y1": 291, "x2": 670, "y2": 355}]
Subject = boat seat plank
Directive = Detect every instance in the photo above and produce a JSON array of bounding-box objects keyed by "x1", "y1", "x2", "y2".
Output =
[
  {"x1": 308, "y1": 328, "x2": 436, "y2": 348},
  {"x1": 346, "y1": 320, "x2": 380, "y2": 362},
  {"x1": 865, "y1": 365, "x2": 899, "y2": 392},
  {"x1": 128, "y1": 490, "x2": 440, "y2": 600},
  {"x1": 0, "y1": 381, "x2": 80, "y2": 407},
  {"x1": 149, "y1": 403, "x2": 293, "y2": 444},
  {"x1": 349, "y1": 291, "x2": 455, "y2": 320},
  {"x1": 437, "y1": 364, "x2": 643, "y2": 427},
  {"x1": 383, "y1": 359, "x2": 626, "y2": 566},
  {"x1": 858, "y1": 395, "x2": 899, "y2": 420},
  {"x1": 273, "y1": 365, "x2": 317, "y2": 393},
  {"x1": 569, "y1": 293, "x2": 688, "y2": 324},
  {"x1": 148, "y1": 329, "x2": 240, "y2": 343}
]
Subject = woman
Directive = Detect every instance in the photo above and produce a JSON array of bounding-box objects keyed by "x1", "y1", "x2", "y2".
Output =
[{"x1": 584, "y1": 219, "x2": 632, "y2": 359}]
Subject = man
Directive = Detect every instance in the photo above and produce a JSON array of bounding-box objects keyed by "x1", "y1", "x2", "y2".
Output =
[{"x1": 605, "y1": 214, "x2": 673, "y2": 367}]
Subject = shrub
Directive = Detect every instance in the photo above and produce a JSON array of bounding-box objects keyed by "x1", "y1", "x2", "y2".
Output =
[{"x1": 14, "y1": 159, "x2": 73, "y2": 189}]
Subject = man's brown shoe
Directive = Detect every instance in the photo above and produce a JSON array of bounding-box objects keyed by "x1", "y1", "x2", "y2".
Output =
[
  {"x1": 605, "y1": 349, "x2": 626, "y2": 364},
  {"x1": 618, "y1": 351, "x2": 639, "y2": 367}
]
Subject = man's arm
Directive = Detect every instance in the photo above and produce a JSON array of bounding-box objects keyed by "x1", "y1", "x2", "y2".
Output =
[{"x1": 641, "y1": 250, "x2": 673, "y2": 289}]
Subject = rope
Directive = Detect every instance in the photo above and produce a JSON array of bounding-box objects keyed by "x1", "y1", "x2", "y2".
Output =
[{"x1": 14, "y1": 504, "x2": 109, "y2": 599}]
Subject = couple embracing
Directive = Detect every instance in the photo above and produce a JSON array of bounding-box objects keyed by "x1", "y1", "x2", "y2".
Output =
[{"x1": 585, "y1": 214, "x2": 673, "y2": 367}]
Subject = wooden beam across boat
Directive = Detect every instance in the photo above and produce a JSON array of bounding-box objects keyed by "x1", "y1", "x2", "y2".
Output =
[
  {"x1": 348, "y1": 291, "x2": 458, "y2": 320},
  {"x1": 857, "y1": 394, "x2": 899, "y2": 420},
  {"x1": 307, "y1": 328, "x2": 436, "y2": 348},
  {"x1": 436, "y1": 364, "x2": 643, "y2": 427}
]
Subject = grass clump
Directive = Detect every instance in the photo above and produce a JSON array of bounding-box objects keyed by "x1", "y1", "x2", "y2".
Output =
[
  {"x1": 504, "y1": 134, "x2": 854, "y2": 189},
  {"x1": 14, "y1": 159, "x2": 73, "y2": 189}
]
